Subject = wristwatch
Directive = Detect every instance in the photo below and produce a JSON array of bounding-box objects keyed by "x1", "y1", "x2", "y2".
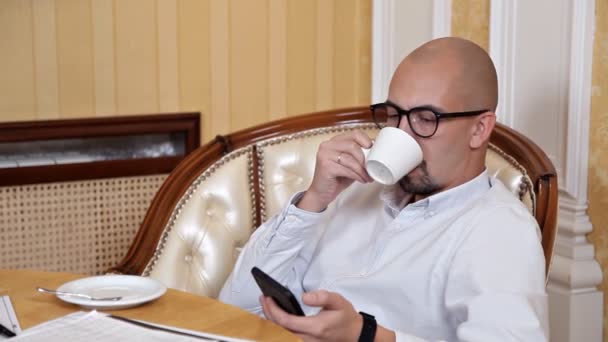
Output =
[{"x1": 358, "y1": 311, "x2": 377, "y2": 342}]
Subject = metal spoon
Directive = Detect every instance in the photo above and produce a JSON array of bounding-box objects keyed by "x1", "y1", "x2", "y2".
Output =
[{"x1": 36, "y1": 287, "x2": 122, "y2": 301}]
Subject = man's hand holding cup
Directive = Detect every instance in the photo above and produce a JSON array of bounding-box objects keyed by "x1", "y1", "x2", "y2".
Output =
[{"x1": 297, "y1": 127, "x2": 423, "y2": 212}]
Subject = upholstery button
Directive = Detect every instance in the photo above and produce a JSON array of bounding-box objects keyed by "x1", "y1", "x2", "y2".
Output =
[{"x1": 184, "y1": 254, "x2": 193, "y2": 263}]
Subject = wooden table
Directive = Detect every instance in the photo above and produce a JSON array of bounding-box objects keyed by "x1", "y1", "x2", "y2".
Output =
[{"x1": 0, "y1": 269, "x2": 298, "y2": 341}]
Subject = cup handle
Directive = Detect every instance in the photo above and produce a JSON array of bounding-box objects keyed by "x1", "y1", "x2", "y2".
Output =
[{"x1": 361, "y1": 147, "x2": 370, "y2": 159}]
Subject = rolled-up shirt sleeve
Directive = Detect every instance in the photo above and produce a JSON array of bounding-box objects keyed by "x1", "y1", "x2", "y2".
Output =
[{"x1": 219, "y1": 192, "x2": 328, "y2": 314}]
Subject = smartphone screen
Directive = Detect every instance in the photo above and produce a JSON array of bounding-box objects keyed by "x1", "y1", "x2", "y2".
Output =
[{"x1": 251, "y1": 267, "x2": 305, "y2": 316}]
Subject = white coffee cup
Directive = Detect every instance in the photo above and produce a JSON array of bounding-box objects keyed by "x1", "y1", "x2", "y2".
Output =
[{"x1": 362, "y1": 127, "x2": 423, "y2": 185}]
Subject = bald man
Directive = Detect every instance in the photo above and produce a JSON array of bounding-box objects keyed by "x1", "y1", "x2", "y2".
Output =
[{"x1": 219, "y1": 37, "x2": 548, "y2": 341}]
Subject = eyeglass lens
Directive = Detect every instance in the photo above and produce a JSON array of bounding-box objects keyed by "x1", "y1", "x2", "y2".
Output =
[{"x1": 373, "y1": 104, "x2": 437, "y2": 137}]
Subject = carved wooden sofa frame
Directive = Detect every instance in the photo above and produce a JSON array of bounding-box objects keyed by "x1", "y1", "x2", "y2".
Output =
[{"x1": 111, "y1": 107, "x2": 558, "y2": 297}]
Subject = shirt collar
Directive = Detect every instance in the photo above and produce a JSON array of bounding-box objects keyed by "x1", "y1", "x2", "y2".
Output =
[{"x1": 380, "y1": 170, "x2": 491, "y2": 215}]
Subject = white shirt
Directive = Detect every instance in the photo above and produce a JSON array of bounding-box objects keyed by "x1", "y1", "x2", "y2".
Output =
[{"x1": 219, "y1": 171, "x2": 549, "y2": 341}]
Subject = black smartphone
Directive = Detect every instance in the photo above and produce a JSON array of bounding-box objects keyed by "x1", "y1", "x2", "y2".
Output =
[{"x1": 251, "y1": 267, "x2": 305, "y2": 316}]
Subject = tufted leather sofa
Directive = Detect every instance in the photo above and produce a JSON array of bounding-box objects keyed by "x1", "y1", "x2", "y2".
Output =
[{"x1": 111, "y1": 107, "x2": 558, "y2": 298}]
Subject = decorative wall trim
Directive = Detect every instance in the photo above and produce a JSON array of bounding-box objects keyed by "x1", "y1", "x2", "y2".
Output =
[
  {"x1": 371, "y1": 0, "x2": 445, "y2": 102},
  {"x1": 551, "y1": 197, "x2": 602, "y2": 289},
  {"x1": 432, "y1": 0, "x2": 452, "y2": 38},
  {"x1": 549, "y1": 1, "x2": 602, "y2": 340},
  {"x1": 371, "y1": 0, "x2": 395, "y2": 103},
  {"x1": 549, "y1": 0, "x2": 598, "y2": 282},
  {"x1": 489, "y1": 0, "x2": 516, "y2": 127},
  {"x1": 563, "y1": 0, "x2": 595, "y2": 201},
  {"x1": 490, "y1": 0, "x2": 602, "y2": 340}
]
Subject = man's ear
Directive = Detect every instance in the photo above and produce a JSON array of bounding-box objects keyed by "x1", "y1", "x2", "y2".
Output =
[{"x1": 470, "y1": 112, "x2": 496, "y2": 149}]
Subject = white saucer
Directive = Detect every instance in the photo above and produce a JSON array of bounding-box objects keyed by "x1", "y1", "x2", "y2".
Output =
[{"x1": 56, "y1": 275, "x2": 167, "y2": 310}]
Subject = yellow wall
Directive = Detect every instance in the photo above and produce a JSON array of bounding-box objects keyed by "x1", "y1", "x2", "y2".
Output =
[
  {"x1": 586, "y1": 0, "x2": 608, "y2": 338},
  {"x1": 0, "y1": 0, "x2": 371, "y2": 142},
  {"x1": 451, "y1": 0, "x2": 490, "y2": 51}
]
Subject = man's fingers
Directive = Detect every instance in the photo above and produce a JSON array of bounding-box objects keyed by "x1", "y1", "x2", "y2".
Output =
[
  {"x1": 332, "y1": 130, "x2": 373, "y2": 149},
  {"x1": 263, "y1": 295, "x2": 327, "y2": 336},
  {"x1": 302, "y1": 290, "x2": 349, "y2": 311},
  {"x1": 263, "y1": 296, "x2": 300, "y2": 330},
  {"x1": 330, "y1": 156, "x2": 369, "y2": 183},
  {"x1": 318, "y1": 145, "x2": 371, "y2": 183},
  {"x1": 330, "y1": 139, "x2": 368, "y2": 166},
  {"x1": 260, "y1": 296, "x2": 274, "y2": 321}
]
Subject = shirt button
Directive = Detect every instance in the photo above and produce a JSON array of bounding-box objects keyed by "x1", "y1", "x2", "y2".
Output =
[
  {"x1": 184, "y1": 254, "x2": 193, "y2": 263},
  {"x1": 285, "y1": 215, "x2": 297, "y2": 223}
]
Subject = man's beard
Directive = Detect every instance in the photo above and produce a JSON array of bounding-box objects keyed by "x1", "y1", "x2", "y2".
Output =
[{"x1": 398, "y1": 160, "x2": 441, "y2": 195}]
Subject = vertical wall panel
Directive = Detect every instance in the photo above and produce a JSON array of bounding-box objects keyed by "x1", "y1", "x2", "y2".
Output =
[
  {"x1": 355, "y1": 0, "x2": 371, "y2": 105},
  {"x1": 394, "y1": 2, "x2": 434, "y2": 64},
  {"x1": 0, "y1": 1, "x2": 36, "y2": 120},
  {"x1": 511, "y1": 0, "x2": 569, "y2": 163},
  {"x1": 452, "y1": 0, "x2": 490, "y2": 50},
  {"x1": 157, "y1": 0, "x2": 180, "y2": 112},
  {"x1": 91, "y1": 0, "x2": 116, "y2": 115},
  {"x1": 230, "y1": 0, "x2": 269, "y2": 131},
  {"x1": 55, "y1": 0, "x2": 95, "y2": 117},
  {"x1": 286, "y1": 0, "x2": 317, "y2": 116},
  {"x1": 178, "y1": 0, "x2": 211, "y2": 141},
  {"x1": 334, "y1": 0, "x2": 359, "y2": 108},
  {"x1": 114, "y1": 0, "x2": 159, "y2": 114},
  {"x1": 209, "y1": 0, "x2": 231, "y2": 135},
  {"x1": 315, "y1": 0, "x2": 334, "y2": 111},
  {"x1": 268, "y1": 0, "x2": 287, "y2": 120},
  {"x1": 32, "y1": 0, "x2": 59, "y2": 119},
  {"x1": 0, "y1": 0, "x2": 371, "y2": 139},
  {"x1": 487, "y1": 1, "x2": 602, "y2": 340},
  {"x1": 587, "y1": 0, "x2": 608, "y2": 339}
]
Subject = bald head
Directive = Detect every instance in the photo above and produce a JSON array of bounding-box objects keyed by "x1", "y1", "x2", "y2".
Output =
[{"x1": 390, "y1": 37, "x2": 498, "y2": 112}]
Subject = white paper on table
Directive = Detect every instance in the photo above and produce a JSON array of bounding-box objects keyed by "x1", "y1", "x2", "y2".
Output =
[
  {"x1": 11, "y1": 311, "x2": 253, "y2": 342},
  {"x1": 0, "y1": 296, "x2": 21, "y2": 340}
]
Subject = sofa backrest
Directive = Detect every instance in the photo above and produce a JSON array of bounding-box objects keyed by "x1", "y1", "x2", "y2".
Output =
[{"x1": 111, "y1": 107, "x2": 558, "y2": 298}]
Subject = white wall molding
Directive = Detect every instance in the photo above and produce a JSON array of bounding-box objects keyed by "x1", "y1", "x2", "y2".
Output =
[
  {"x1": 563, "y1": 0, "x2": 595, "y2": 201},
  {"x1": 489, "y1": 0, "x2": 516, "y2": 127},
  {"x1": 490, "y1": 0, "x2": 602, "y2": 341},
  {"x1": 432, "y1": 0, "x2": 451, "y2": 38},
  {"x1": 548, "y1": 1, "x2": 603, "y2": 340},
  {"x1": 371, "y1": 0, "x2": 395, "y2": 103},
  {"x1": 550, "y1": 196, "x2": 602, "y2": 290},
  {"x1": 372, "y1": 0, "x2": 440, "y2": 102},
  {"x1": 549, "y1": 194, "x2": 603, "y2": 342}
]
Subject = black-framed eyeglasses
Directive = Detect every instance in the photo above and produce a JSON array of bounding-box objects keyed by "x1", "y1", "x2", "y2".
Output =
[{"x1": 370, "y1": 101, "x2": 489, "y2": 138}]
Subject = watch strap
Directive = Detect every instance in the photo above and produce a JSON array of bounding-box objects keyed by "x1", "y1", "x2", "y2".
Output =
[{"x1": 358, "y1": 311, "x2": 377, "y2": 342}]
